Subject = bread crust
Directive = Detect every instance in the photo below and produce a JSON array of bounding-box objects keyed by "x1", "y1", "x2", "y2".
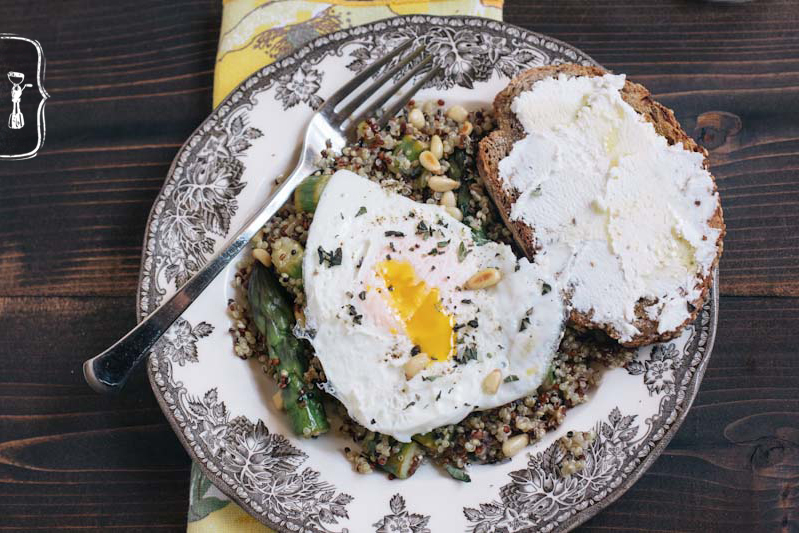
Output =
[{"x1": 477, "y1": 64, "x2": 725, "y2": 347}]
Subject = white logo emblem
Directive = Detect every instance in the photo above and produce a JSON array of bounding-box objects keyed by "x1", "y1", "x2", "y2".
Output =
[
  {"x1": 0, "y1": 34, "x2": 48, "y2": 160},
  {"x1": 7, "y1": 71, "x2": 32, "y2": 129}
]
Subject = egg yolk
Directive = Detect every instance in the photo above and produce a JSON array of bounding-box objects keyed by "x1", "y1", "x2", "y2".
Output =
[{"x1": 375, "y1": 260, "x2": 455, "y2": 361}]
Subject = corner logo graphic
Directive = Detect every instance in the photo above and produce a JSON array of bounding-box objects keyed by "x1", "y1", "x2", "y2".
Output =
[{"x1": 0, "y1": 34, "x2": 48, "y2": 160}]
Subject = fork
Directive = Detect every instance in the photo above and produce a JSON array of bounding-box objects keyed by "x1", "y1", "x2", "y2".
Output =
[{"x1": 83, "y1": 41, "x2": 441, "y2": 394}]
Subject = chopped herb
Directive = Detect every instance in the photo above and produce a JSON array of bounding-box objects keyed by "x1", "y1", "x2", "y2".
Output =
[
  {"x1": 436, "y1": 391, "x2": 442, "y2": 401},
  {"x1": 410, "y1": 345, "x2": 421, "y2": 356},
  {"x1": 472, "y1": 228, "x2": 489, "y2": 245},
  {"x1": 356, "y1": 257, "x2": 364, "y2": 269},
  {"x1": 356, "y1": 206, "x2": 367, "y2": 217},
  {"x1": 428, "y1": 248, "x2": 440, "y2": 256},
  {"x1": 531, "y1": 185, "x2": 542, "y2": 197},
  {"x1": 504, "y1": 375, "x2": 520, "y2": 383},
  {"x1": 519, "y1": 317, "x2": 530, "y2": 332},
  {"x1": 415, "y1": 220, "x2": 433, "y2": 240},
  {"x1": 453, "y1": 323, "x2": 465, "y2": 331},
  {"x1": 467, "y1": 318, "x2": 479, "y2": 328},
  {"x1": 384, "y1": 230, "x2": 405, "y2": 238},
  {"x1": 542, "y1": 282, "x2": 552, "y2": 295},
  {"x1": 461, "y1": 299, "x2": 472, "y2": 304},
  {"x1": 457, "y1": 241, "x2": 470, "y2": 262},
  {"x1": 422, "y1": 375, "x2": 440, "y2": 382},
  {"x1": 437, "y1": 240, "x2": 450, "y2": 248},
  {"x1": 353, "y1": 315, "x2": 363, "y2": 325},
  {"x1": 371, "y1": 418, "x2": 376, "y2": 425},
  {"x1": 347, "y1": 304, "x2": 357, "y2": 316},
  {"x1": 318, "y1": 246, "x2": 343, "y2": 267},
  {"x1": 445, "y1": 464, "x2": 472, "y2": 482},
  {"x1": 403, "y1": 401, "x2": 416, "y2": 410},
  {"x1": 358, "y1": 291, "x2": 366, "y2": 301},
  {"x1": 514, "y1": 262, "x2": 521, "y2": 272},
  {"x1": 456, "y1": 345, "x2": 478, "y2": 364},
  {"x1": 389, "y1": 242, "x2": 396, "y2": 252}
]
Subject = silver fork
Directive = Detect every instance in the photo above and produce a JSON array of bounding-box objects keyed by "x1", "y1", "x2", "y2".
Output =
[{"x1": 84, "y1": 41, "x2": 440, "y2": 394}]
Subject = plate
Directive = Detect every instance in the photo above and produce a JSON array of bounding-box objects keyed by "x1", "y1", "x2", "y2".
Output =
[{"x1": 139, "y1": 15, "x2": 718, "y2": 532}]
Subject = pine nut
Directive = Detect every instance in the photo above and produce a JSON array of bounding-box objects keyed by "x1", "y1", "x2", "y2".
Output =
[
  {"x1": 252, "y1": 248, "x2": 272, "y2": 267},
  {"x1": 430, "y1": 134, "x2": 444, "y2": 159},
  {"x1": 446, "y1": 104, "x2": 468, "y2": 123},
  {"x1": 444, "y1": 205, "x2": 463, "y2": 221},
  {"x1": 404, "y1": 353, "x2": 430, "y2": 380},
  {"x1": 502, "y1": 434, "x2": 529, "y2": 458},
  {"x1": 272, "y1": 391, "x2": 284, "y2": 410},
  {"x1": 408, "y1": 108, "x2": 425, "y2": 129},
  {"x1": 482, "y1": 369, "x2": 502, "y2": 394},
  {"x1": 465, "y1": 268, "x2": 502, "y2": 290},
  {"x1": 459, "y1": 120, "x2": 473, "y2": 137},
  {"x1": 419, "y1": 151, "x2": 442, "y2": 174},
  {"x1": 440, "y1": 191, "x2": 456, "y2": 207},
  {"x1": 428, "y1": 175, "x2": 460, "y2": 192}
]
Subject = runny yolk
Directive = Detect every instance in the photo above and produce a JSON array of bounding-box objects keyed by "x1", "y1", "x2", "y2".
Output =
[{"x1": 375, "y1": 259, "x2": 455, "y2": 361}]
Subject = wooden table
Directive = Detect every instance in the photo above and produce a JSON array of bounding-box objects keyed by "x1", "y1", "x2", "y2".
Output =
[{"x1": 0, "y1": 1, "x2": 796, "y2": 530}]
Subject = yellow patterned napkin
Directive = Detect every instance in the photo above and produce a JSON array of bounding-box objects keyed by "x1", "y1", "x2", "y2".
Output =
[{"x1": 188, "y1": 0, "x2": 502, "y2": 530}]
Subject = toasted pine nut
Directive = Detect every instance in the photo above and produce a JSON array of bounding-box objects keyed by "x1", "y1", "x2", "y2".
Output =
[
  {"x1": 444, "y1": 205, "x2": 463, "y2": 221},
  {"x1": 430, "y1": 134, "x2": 444, "y2": 159},
  {"x1": 446, "y1": 104, "x2": 468, "y2": 123},
  {"x1": 252, "y1": 248, "x2": 272, "y2": 267},
  {"x1": 428, "y1": 175, "x2": 460, "y2": 192},
  {"x1": 419, "y1": 151, "x2": 442, "y2": 173},
  {"x1": 482, "y1": 369, "x2": 502, "y2": 394},
  {"x1": 408, "y1": 108, "x2": 425, "y2": 129},
  {"x1": 465, "y1": 268, "x2": 502, "y2": 290},
  {"x1": 502, "y1": 434, "x2": 529, "y2": 458},
  {"x1": 459, "y1": 120, "x2": 473, "y2": 137},
  {"x1": 272, "y1": 391, "x2": 284, "y2": 410},
  {"x1": 440, "y1": 191, "x2": 456, "y2": 207},
  {"x1": 404, "y1": 353, "x2": 430, "y2": 380}
]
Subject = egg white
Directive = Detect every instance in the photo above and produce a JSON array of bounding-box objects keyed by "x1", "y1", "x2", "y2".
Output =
[{"x1": 302, "y1": 170, "x2": 566, "y2": 442}]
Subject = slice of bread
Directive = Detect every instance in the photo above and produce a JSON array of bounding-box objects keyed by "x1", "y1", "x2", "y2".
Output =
[{"x1": 477, "y1": 64, "x2": 725, "y2": 347}]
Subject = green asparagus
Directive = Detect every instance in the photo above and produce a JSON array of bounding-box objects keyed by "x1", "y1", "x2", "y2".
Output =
[
  {"x1": 271, "y1": 237, "x2": 303, "y2": 279},
  {"x1": 248, "y1": 262, "x2": 329, "y2": 437},
  {"x1": 294, "y1": 174, "x2": 331, "y2": 213},
  {"x1": 390, "y1": 135, "x2": 426, "y2": 176},
  {"x1": 362, "y1": 434, "x2": 423, "y2": 479}
]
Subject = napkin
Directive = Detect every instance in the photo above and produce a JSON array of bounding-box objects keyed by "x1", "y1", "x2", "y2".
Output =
[{"x1": 188, "y1": 0, "x2": 503, "y2": 530}]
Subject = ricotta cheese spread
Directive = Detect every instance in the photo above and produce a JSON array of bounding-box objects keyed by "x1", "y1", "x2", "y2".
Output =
[{"x1": 498, "y1": 73, "x2": 721, "y2": 342}]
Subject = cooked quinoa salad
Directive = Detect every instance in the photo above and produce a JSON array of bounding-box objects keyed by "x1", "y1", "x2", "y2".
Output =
[{"x1": 228, "y1": 101, "x2": 636, "y2": 481}]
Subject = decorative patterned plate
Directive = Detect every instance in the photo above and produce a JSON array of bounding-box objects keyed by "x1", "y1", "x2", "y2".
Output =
[{"x1": 139, "y1": 15, "x2": 718, "y2": 532}]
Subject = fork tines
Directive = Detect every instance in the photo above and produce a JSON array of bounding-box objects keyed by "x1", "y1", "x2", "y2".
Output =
[{"x1": 320, "y1": 39, "x2": 440, "y2": 139}]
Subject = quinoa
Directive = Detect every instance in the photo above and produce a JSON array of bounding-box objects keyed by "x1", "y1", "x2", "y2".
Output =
[{"x1": 229, "y1": 101, "x2": 637, "y2": 479}]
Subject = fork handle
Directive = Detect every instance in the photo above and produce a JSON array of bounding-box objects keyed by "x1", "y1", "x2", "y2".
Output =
[{"x1": 83, "y1": 159, "x2": 315, "y2": 394}]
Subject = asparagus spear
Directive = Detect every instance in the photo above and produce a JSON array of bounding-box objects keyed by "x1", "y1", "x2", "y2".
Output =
[
  {"x1": 362, "y1": 434, "x2": 423, "y2": 479},
  {"x1": 248, "y1": 262, "x2": 329, "y2": 437}
]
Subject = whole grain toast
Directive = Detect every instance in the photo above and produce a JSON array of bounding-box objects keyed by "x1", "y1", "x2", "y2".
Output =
[{"x1": 477, "y1": 64, "x2": 725, "y2": 347}]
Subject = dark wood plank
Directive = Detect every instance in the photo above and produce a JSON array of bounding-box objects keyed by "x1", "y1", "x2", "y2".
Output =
[{"x1": 0, "y1": 0, "x2": 795, "y2": 531}]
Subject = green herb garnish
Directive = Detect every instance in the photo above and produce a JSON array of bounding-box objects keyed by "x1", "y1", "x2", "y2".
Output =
[{"x1": 457, "y1": 241, "x2": 470, "y2": 262}]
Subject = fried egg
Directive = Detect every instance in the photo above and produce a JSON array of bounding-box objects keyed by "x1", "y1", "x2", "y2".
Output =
[{"x1": 303, "y1": 170, "x2": 566, "y2": 441}]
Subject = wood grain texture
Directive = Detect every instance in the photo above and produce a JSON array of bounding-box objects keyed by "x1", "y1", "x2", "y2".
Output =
[{"x1": 0, "y1": 0, "x2": 795, "y2": 531}]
